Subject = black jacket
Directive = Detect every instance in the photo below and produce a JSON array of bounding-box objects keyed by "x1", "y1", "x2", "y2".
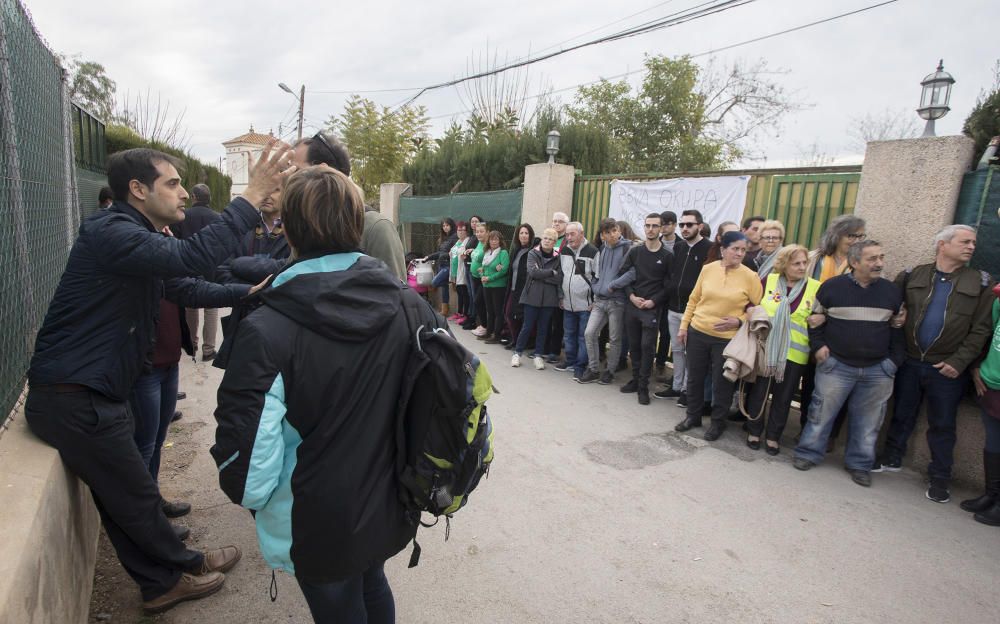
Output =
[
  {"x1": 212, "y1": 253, "x2": 424, "y2": 582},
  {"x1": 174, "y1": 202, "x2": 221, "y2": 240},
  {"x1": 29, "y1": 198, "x2": 259, "y2": 400},
  {"x1": 668, "y1": 238, "x2": 712, "y2": 313}
]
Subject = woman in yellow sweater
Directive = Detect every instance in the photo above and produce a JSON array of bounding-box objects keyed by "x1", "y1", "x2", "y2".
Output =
[{"x1": 676, "y1": 231, "x2": 763, "y2": 441}]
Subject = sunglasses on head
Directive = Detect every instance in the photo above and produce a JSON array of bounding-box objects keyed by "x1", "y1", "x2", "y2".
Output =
[{"x1": 311, "y1": 132, "x2": 338, "y2": 163}]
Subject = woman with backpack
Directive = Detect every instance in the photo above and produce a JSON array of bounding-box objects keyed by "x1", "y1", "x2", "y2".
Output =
[
  {"x1": 478, "y1": 230, "x2": 510, "y2": 344},
  {"x1": 511, "y1": 228, "x2": 562, "y2": 370},
  {"x1": 504, "y1": 224, "x2": 537, "y2": 350},
  {"x1": 213, "y1": 165, "x2": 431, "y2": 623},
  {"x1": 422, "y1": 218, "x2": 458, "y2": 316}
]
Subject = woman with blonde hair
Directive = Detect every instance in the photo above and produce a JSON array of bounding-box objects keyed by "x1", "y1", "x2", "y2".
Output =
[{"x1": 745, "y1": 244, "x2": 821, "y2": 454}]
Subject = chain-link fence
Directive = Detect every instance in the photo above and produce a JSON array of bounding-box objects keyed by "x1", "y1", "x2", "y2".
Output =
[
  {"x1": 400, "y1": 188, "x2": 524, "y2": 259},
  {"x1": 0, "y1": 0, "x2": 81, "y2": 435}
]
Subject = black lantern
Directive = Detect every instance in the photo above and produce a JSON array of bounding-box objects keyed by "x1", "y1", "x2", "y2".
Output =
[
  {"x1": 917, "y1": 60, "x2": 954, "y2": 138},
  {"x1": 546, "y1": 130, "x2": 560, "y2": 164}
]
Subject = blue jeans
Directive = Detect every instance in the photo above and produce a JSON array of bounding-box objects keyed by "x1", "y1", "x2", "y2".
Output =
[
  {"x1": 883, "y1": 358, "x2": 968, "y2": 480},
  {"x1": 795, "y1": 356, "x2": 895, "y2": 470},
  {"x1": 563, "y1": 310, "x2": 590, "y2": 376},
  {"x1": 297, "y1": 562, "x2": 394, "y2": 624},
  {"x1": 432, "y1": 266, "x2": 450, "y2": 304},
  {"x1": 129, "y1": 364, "x2": 179, "y2": 481},
  {"x1": 516, "y1": 305, "x2": 554, "y2": 357}
]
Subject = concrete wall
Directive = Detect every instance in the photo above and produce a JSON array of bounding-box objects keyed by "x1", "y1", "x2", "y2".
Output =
[
  {"x1": 522, "y1": 163, "x2": 575, "y2": 232},
  {"x1": 855, "y1": 135, "x2": 985, "y2": 489},
  {"x1": 0, "y1": 412, "x2": 100, "y2": 624}
]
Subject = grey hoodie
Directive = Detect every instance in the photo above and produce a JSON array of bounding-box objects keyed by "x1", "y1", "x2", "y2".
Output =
[{"x1": 592, "y1": 236, "x2": 632, "y2": 303}]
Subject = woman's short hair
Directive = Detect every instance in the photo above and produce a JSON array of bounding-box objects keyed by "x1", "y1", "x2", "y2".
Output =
[
  {"x1": 280, "y1": 165, "x2": 365, "y2": 256},
  {"x1": 487, "y1": 230, "x2": 506, "y2": 248},
  {"x1": 759, "y1": 219, "x2": 785, "y2": 240},
  {"x1": 772, "y1": 244, "x2": 809, "y2": 276},
  {"x1": 720, "y1": 231, "x2": 748, "y2": 248},
  {"x1": 541, "y1": 227, "x2": 558, "y2": 240}
]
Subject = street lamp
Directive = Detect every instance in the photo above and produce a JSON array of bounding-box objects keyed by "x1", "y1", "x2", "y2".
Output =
[
  {"x1": 278, "y1": 82, "x2": 305, "y2": 140},
  {"x1": 546, "y1": 129, "x2": 561, "y2": 164},
  {"x1": 916, "y1": 60, "x2": 954, "y2": 138}
]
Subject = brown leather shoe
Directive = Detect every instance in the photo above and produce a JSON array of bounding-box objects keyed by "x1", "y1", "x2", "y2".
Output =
[
  {"x1": 189, "y1": 545, "x2": 242, "y2": 575},
  {"x1": 142, "y1": 572, "x2": 224, "y2": 613}
]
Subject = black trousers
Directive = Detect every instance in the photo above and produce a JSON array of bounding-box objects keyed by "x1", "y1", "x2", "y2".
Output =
[
  {"x1": 472, "y1": 281, "x2": 487, "y2": 326},
  {"x1": 625, "y1": 305, "x2": 659, "y2": 389},
  {"x1": 654, "y1": 306, "x2": 671, "y2": 367},
  {"x1": 483, "y1": 287, "x2": 506, "y2": 337},
  {"x1": 746, "y1": 360, "x2": 806, "y2": 442},
  {"x1": 25, "y1": 387, "x2": 202, "y2": 601},
  {"x1": 545, "y1": 307, "x2": 564, "y2": 357},
  {"x1": 456, "y1": 284, "x2": 469, "y2": 316},
  {"x1": 685, "y1": 328, "x2": 737, "y2": 423}
]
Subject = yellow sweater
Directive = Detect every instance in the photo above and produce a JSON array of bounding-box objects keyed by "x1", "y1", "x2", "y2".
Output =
[{"x1": 680, "y1": 261, "x2": 764, "y2": 339}]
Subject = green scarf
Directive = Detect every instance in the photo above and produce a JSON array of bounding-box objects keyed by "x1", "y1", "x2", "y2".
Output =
[{"x1": 764, "y1": 275, "x2": 807, "y2": 382}]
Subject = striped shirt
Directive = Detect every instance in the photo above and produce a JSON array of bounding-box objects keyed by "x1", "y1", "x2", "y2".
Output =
[{"x1": 809, "y1": 273, "x2": 904, "y2": 368}]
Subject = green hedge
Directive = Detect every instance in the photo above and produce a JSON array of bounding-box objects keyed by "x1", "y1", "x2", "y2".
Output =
[{"x1": 105, "y1": 124, "x2": 232, "y2": 211}]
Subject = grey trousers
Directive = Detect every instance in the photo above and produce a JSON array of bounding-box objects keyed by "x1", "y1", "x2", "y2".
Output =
[
  {"x1": 185, "y1": 307, "x2": 219, "y2": 355},
  {"x1": 584, "y1": 298, "x2": 624, "y2": 373},
  {"x1": 667, "y1": 310, "x2": 687, "y2": 392}
]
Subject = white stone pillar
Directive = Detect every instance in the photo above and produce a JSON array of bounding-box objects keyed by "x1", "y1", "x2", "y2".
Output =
[
  {"x1": 378, "y1": 182, "x2": 411, "y2": 224},
  {"x1": 522, "y1": 163, "x2": 575, "y2": 232},
  {"x1": 854, "y1": 135, "x2": 975, "y2": 275}
]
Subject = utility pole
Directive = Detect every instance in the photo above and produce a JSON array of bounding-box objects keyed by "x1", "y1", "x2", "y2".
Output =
[{"x1": 297, "y1": 85, "x2": 305, "y2": 140}]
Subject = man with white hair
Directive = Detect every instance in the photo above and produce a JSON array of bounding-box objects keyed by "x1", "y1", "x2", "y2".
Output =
[
  {"x1": 555, "y1": 221, "x2": 597, "y2": 379},
  {"x1": 874, "y1": 224, "x2": 995, "y2": 504}
]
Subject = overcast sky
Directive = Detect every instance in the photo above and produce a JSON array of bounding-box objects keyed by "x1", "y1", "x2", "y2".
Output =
[{"x1": 24, "y1": 0, "x2": 1000, "y2": 170}]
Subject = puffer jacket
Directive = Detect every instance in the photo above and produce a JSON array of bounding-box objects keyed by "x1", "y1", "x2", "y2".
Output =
[
  {"x1": 559, "y1": 240, "x2": 598, "y2": 312},
  {"x1": 592, "y1": 237, "x2": 631, "y2": 303},
  {"x1": 519, "y1": 247, "x2": 562, "y2": 308},
  {"x1": 212, "y1": 253, "x2": 426, "y2": 582}
]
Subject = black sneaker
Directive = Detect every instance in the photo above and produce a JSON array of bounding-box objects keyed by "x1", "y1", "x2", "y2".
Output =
[
  {"x1": 638, "y1": 388, "x2": 651, "y2": 405},
  {"x1": 546, "y1": 354, "x2": 561, "y2": 364},
  {"x1": 576, "y1": 370, "x2": 600, "y2": 384},
  {"x1": 598, "y1": 371, "x2": 614, "y2": 385},
  {"x1": 848, "y1": 469, "x2": 872, "y2": 487},
  {"x1": 793, "y1": 457, "x2": 815, "y2": 471},
  {"x1": 676, "y1": 392, "x2": 688, "y2": 408},
  {"x1": 926, "y1": 480, "x2": 951, "y2": 503},
  {"x1": 620, "y1": 379, "x2": 638, "y2": 393},
  {"x1": 653, "y1": 387, "x2": 681, "y2": 400},
  {"x1": 871, "y1": 456, "x2": 902, "y2": 473},
  {"x1": 553, "y1": 361, "x2": 570, "y2": 372}
]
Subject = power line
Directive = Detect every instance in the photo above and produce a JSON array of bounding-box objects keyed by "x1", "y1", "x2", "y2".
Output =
[{"x1": 421, "y1": 0, "x2": 901, "y2": 123}]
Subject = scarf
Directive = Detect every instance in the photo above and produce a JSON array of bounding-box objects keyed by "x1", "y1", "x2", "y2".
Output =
[
  {"x1": 763, "y1": 275, "x2": 807, "y2": 382},
  {"x1": 483, "y1": 247, "x2": 501, "y2": 266},
  {"x1": 755, "y1": 249, "x2": 779, "y2": 279}
]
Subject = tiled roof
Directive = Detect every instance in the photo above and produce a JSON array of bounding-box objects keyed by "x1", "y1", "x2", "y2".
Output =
[{"x1": 222, "y1": 126, "x2": 274, "y2": 146}]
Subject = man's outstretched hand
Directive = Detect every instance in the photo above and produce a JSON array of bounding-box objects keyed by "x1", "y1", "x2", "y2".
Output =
[{"x1": 243, "y1": 140, "x2": 296, "y2": 208}]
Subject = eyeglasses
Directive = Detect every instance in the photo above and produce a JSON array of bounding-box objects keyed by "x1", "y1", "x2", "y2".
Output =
[
  {"x1": 678, "y1": 222, "x2": 699, "y2": 228},
  {"x1": 761, "y1": 236, "x2": 783, "y2": 242},
  {"x1": 847, "y1": 232, "x2": 867, "y2": 240}
]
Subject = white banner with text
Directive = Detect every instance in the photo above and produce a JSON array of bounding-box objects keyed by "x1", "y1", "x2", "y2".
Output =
[{"x1": 608, "y1": 176, "x2": 750, "y2": 237}]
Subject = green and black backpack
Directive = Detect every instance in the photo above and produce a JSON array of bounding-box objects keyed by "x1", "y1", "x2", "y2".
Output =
[{"x1": 396, "y1": 288, "x2": 496, "y2": 566}]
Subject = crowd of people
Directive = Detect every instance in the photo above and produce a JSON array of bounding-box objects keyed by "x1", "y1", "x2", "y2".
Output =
[
  {"x1": 429, "y1": 208, "x2": 1000, "y2": 522},
  {"x1": 20, "y1": 131, "x2": 1000, "y2": 622}
]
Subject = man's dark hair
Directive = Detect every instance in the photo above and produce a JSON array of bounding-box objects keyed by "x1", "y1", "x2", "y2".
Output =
[
  {"x1": 107, "y1": 148, "x2": 184, "y2": 202},
  {"x1": 190, "y1": 183, "x2": 211, "y2": 204},
  {"x1": 98, "y1": 187, "x2": 114, "y2": 204},
  {"x1": 295, "y1": 132, "x2": 351, "y2": 176},
  {"x1": 660, "y1": 210, "x2": 677, "y2": 225},
  {"x1": 681, "y1": 209, "x2": 704, "y2": 225},
  {"x1": 645, "y1": 212, "x2": 663, "y2": 224},
  {"x1": 598, "y1": 217, "x2": 618, "y2": 234},
  {"x1": 742, "y1": 215, "x2": 765, "y2": 229}
]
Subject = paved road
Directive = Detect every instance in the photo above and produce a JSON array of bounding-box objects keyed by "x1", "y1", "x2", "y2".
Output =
[{"x1": 116, "y1": 319, "x2": 998, "y2": 623}]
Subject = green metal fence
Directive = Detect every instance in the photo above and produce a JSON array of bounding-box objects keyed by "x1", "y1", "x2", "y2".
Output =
[
  {"x1": 954, "y1": 165, "x2": 1000, "y2": 279},
  {"x1": 572, "y1": 166, "x2": 862, "y2": 250},
  {"x1": 0, "y1": 0, "x2": 81, "y2": 427}
]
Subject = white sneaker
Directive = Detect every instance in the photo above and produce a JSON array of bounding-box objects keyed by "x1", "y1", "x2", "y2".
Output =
[
  {"x1": 533, "y1": 356, "x2": 545, "y2": 370},
  {"x1": 511, "y1": 353, "x2": 521, "y2": 367},
  {"x1": 472, "y1": 326, "x2": 487, "y2": 336}
]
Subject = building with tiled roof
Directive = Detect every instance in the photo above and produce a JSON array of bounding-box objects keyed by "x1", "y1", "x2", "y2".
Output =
[{"x1": 223, "y1": 125, "x2": 274, "y2": 198}]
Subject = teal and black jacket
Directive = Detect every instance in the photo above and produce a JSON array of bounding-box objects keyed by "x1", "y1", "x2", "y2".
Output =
[{"x1": 211, "y1": 252, "x2": 421, "y2": 582}]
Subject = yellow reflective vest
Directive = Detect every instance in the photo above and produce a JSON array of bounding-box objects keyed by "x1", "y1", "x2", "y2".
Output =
[{"x1": 760, "y1": 273, "x2": 821, "y2": 365}]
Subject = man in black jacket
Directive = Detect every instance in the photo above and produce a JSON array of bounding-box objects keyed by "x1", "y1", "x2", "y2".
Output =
[
  {"x1": 25, "y1": 144, "x2": 294, "y2": 613},
  {"x1": 656, "y1": 209, "x2": 711, "y2": 405},
  {"x1": 175, "y1": 183, "x2": 223, "y2": 361}
]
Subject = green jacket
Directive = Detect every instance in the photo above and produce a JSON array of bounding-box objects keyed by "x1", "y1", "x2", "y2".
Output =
[
  {"x1": 979, "y1": 299, "x2": 1000, "y2": 389},
  {"x1": 469, "y1": 242, "x2": 485, "y2": 278},
  {"x1": 480, "y1": 249, "x2": 510, "y2": 288},
  {"x1": 895, "y1": 263, "x2": 995, "y2": 374}
]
